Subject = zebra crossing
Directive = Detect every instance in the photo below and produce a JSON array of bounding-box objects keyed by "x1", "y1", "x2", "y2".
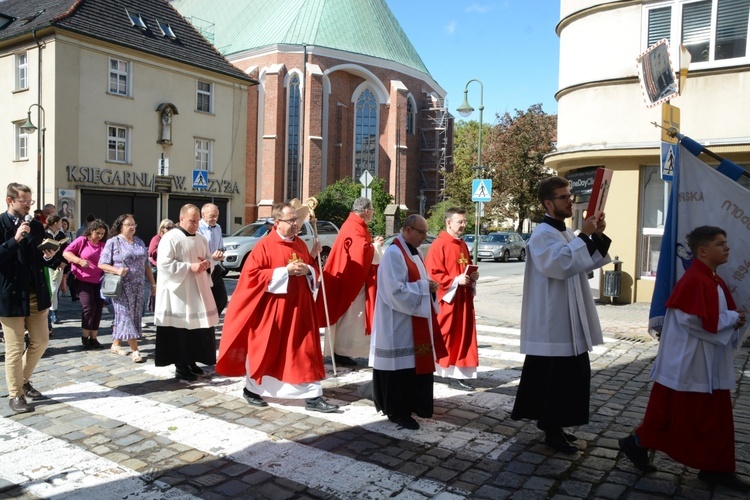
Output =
[{"x1": 0, "y1": 323, "x2": 632, "y2": 499}]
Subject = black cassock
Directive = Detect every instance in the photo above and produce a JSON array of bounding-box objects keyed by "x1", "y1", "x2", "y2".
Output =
[{"x1": 510, "y1": 352, "x2": 591, "y2": 431}]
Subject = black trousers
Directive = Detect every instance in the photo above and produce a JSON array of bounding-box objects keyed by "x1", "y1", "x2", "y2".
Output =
[{"x1": 211, "y1": 265, "x2": 228, "y2": 316}]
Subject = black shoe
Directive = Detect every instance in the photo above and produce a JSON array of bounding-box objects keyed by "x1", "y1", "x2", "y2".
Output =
[
  {"x1": 333, "y1": 354, "x2": 358, "y2": 366},
  {"x1": 188, "y1": 362, "x2": 205, "y2": 376},
  {"x1": 175, "y1": 366, "x2": 197, "y2": 382},
  {"x1": 388, "y1": 415, "x2": 420, "y2": 430},
  {"x1": 563, "y1": 431, "x2": 578, "y2": 442},
  {"x1": 82, "y1": 336, "x2": 91, "y2": 349},
  {"x1": 9, "y1": 396, "x2": 34, "y2": 414},
  {"x1": 89, "y1": 338, "x2": 103, "y2": 349},
  {"x1": 618, "y1": 435, "x2": 657, "y2": 473},
  {"x1": 305, "y1": 397, "x2": 339, "y2": 413},
  {"x1": 545, "y1": 432, "x2": 579, "y2": 454},
  {"x1": 698, "y1": 471, "x2": 750, "y2": 492},
  {"x1": 448, "y1": 379, "x2": 475, "y2": 391},
  {"x1": 242, "y1": 388, "x2": 268, "y2": 407},
  {"x1": 23, "y1": 382, "x2": 43, "y2": 401}
]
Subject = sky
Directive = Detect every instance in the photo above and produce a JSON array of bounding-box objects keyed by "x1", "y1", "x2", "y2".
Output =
[{"x1": 387, "y1": 0, "x2": 561, "y2": 121}]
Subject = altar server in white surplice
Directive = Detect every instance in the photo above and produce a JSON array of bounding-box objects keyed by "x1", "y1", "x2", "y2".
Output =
[
  {"x1": 369, "y1": 215, "x2": 447, "y2": 431},
  {"x1": 511, "y1": 176, "x2": 611, "y2": 454}
]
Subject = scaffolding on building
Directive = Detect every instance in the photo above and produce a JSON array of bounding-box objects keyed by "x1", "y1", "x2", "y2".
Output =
[
  {"x1": 418, "y1": 96, "x2": 453, "y2": 215},
  {"x1": 186, "y1": 16, "x2": 215, "y2": 45}
]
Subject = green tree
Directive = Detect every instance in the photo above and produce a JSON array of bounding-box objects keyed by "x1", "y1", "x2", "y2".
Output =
[
  {"x1": 442, "y1": 120, "x2": 493, "y2": 208},
  {"x1": 484, "y1": 104, "x2": 557, "y2": 232},
  {"x1": 314, "y1": 177, "x2": 393, "y2": 235}
]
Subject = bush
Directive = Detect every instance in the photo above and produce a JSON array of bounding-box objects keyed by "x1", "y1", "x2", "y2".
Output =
[{"x1": 315, "y1": 177, "x2": 393, "y2": 236}]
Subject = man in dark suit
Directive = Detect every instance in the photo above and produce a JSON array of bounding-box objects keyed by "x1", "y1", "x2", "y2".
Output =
[{"x1": 0, "y1": 183, "x2": 58, "y2": 413}]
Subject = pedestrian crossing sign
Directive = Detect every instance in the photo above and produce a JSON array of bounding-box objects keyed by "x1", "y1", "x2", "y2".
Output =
[
  {"x1": 193, "y1": 169, "x2": 209, "y2": 189},
  {"x1": 472, "y1": 179, "x2": 492, "y2": 202}
]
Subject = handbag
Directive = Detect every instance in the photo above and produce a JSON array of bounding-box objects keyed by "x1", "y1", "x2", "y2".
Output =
[
  {"x1": 101, "y1": 273, "x2": 123, "y2": 298},
  {"x1": 101, "y1": 236, "x2": 123, "y2": 298}
]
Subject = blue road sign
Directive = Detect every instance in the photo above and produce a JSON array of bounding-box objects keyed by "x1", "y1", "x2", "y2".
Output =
[
  {"x1": 193, "y1": 169, "x2": 209, "y2": 189},
  {"x1": 472, "y1": 179, "x2": 492, "y2": 202}
]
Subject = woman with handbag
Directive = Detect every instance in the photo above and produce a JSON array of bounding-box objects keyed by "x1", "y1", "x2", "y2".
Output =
[
  {"x1": 98, "y1": 214, "x2": 155, "y2": 363},
  {"x1": 63, "y1": 219, "x2": 108, "y2": 349}
]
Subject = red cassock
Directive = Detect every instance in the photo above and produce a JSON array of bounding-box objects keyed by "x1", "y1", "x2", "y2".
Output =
[
  {"x1": 315, "y1": 212, "x2": 377, "y2": 333},
  {"x1": 216, "y1": 230, "x2": 325, "y2": 384},
  {"x1": 424, "y1": 231, "x2": 479, "y2": 369}
]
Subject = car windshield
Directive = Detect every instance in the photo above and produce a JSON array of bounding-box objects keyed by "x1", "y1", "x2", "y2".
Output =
[
  {"x1": 463, "y1": 235, "x2": 475, "y2": 242},
  {"x1": 482, "y1": 234, "x2": 508, "y2": 243},
  {"x1": 232, "y1": 222, "x2": 270, "y2": 237}
]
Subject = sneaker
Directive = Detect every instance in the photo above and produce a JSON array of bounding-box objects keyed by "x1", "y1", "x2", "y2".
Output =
[
  {"x1": 131, "y1": 351, "x2": 144, "y2": 363},
  {"x1": 89, "y1": 338, "x2": 103, "y2": 349},
  {"x1": 9, "y1": 396, "x2": 34, "y2": 414}
]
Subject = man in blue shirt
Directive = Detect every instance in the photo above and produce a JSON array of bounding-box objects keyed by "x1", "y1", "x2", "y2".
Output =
[{"x1": 198, "y1": 203, "x2": 227, "y2": 316}]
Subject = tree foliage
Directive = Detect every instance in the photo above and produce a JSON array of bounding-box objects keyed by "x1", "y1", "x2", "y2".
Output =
[
  {"x1": 442, "y1": 120, "x2": 491, "y2": 209},
  {"x1": 314, "y1": 177, "x2": 393, "y2": 236},
  {"x1": 483, "y1": 104, "x2": 557, "y2": 232}
]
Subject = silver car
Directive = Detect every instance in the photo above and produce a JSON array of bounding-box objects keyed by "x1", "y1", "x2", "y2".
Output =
[
  {"x1": 221, "y1": 220, "x2": 273, "y2": 270},
  {"x1": 476, "y1": 232, "x2": 526, "y2": 262},
  {"x1": 461, "y1": 234, "x2": 476, "y2": 253}
]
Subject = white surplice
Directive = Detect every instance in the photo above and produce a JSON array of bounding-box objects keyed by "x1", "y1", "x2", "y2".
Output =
[
  {"x1": 652, "y1": 285, "x2": 740, "y2": 393},
  {"x1": 520, "y1": 222, "x2": 610, "y2": 356},
  {"x1": 369, "y1": 234, "x2": 439, "y2": 371},
  {"x1": 154, "y1": 229, "x2": 218, "y2": 330}
]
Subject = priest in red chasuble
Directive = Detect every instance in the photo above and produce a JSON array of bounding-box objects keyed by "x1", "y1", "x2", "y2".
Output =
[
  {"x1": 316, "y1": 197, "x2": 383, "y2": 367},
  {"x1": 216, "y1": 202, "x2": 338, "y2": 413},
  {"x1": 425, "y1": 207, "x2": 479, "y2": 391}
]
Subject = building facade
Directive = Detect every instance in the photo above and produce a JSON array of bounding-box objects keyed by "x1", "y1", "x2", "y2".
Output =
[
  {"x1": 172, "y1": 0, "x2": 452, "y2": 221},
  {"x1": 548, "y1": 0, "x2": 750, "y2": 302},
  {"x1": 1, "y1": 0, "x2": 255, "y2": 241}
]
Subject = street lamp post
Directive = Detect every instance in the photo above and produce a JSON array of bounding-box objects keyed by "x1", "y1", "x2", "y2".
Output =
[
  {"x1": 21, "y1": 104, "x2": 46, "y2": 205},
  {"x1": 456, "y1": 79, "x2": 484, "y2": 263}
]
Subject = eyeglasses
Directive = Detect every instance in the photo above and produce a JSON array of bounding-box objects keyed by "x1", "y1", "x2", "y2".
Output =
[
  {"x1": 409, "y1": 226, "x2": 428, "y2": 236},
  {"x1": 14, "y1": 198, "x2": 35, "y2": 205},
  {"x1": 278, "y1": 218, "x2": 299, "y2": 225},
  {"x1": 123, "y1": 223, "x2": 138, "y2": 227},
  {"x1": 549, "y1": 194, "x2": 575, "y2": 202}
]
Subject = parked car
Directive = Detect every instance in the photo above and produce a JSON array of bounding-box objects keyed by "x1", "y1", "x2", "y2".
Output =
[
  {"x1": 223, "y1": 219, "x2": 339, "y2": 271},
  {"x1": 461, "y1": 234, "x2": 477, "y2": 253},
  {"x1": 476, "y1": 232, "x2": 526, "y2": 262},
  {"x1": 520, "y1": 233, "x2": 532, "y2": 241},
  {"x1": 382, "y1": 233, "x2": 436, "y2": 256}
]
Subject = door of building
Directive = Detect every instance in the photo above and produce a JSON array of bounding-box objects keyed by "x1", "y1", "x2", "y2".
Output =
[{"x1": 80, "y1": 190, "x2": 159, "y2": 244}]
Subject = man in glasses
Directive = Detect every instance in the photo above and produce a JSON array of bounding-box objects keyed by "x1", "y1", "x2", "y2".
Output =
[
  {"x1": 369, "y1": 215, "x2": 447, "y2": 430},
  {"x1": 217, "y1": 202, "x2": 338, "y2": 413},
  {"x1": 316, "y1": 197, "x2": 383, "y2": 367},
  {"x1": 0, "y1": 183, "x2": 58, "y2": 413},
  {"x1": 511, "y1": 175, "x2": 611, "y2": 453}
]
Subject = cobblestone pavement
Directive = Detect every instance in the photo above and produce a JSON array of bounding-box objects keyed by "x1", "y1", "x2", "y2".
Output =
[{"x1": 1, "y1": 275, "x2": 748, "y2": 499}]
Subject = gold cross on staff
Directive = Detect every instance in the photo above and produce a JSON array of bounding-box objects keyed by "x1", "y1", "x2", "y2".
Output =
[
  {"x1": 288, "y1": 253, "x2": 303, "y2": 264},
  {"x1": 458, "y1": 254, "x2": 469, "y2": 266}
]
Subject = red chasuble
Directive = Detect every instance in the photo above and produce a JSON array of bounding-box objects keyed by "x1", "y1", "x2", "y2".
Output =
[
  {"x1": 424, "y1": 231, "x2": 479, "y2": 369},
  {"x1": 315, "y1": 212, "x2": 377, "y2": 333},
  {"x1": 216, "y1": 230, "x2": 325, "y2": 384}
]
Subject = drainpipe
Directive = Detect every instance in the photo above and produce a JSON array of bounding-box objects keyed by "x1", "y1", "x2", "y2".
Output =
[{"x1": 32, "y1": 29, "x2": 45, "y2": 204}]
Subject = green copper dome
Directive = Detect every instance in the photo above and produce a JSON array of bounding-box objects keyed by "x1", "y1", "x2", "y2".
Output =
[{"x1": 171, "y1": 0, "x2": 431, "y2": 76}]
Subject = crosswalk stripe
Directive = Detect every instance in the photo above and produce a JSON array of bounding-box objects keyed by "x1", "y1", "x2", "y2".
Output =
[
  {"x1": 44, "y1": 382, "x2": 462, "y2": 498},
  {"x1": 0, "y1": 417, "x2": 195, "y2": 499}
]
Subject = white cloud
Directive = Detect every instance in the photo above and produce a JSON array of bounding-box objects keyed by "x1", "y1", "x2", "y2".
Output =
[
  {"x1": 445, "y1": 20, "x2": 457, "y2": 34},
  {"x1": 466, "y1": 3, "x2": 492, "y2": 14}
]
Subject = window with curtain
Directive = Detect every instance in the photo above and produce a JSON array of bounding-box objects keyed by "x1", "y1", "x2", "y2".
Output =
[
  {"x1": 286, "y1": 74, "x2": 301, "y2": 200},
  {"x1": 640, "y1": 166, "x2": 669, "y2": 277},
  {"x1": 109, "y1": 58, "x2": 130, "y2": 96},
  {"x1": 354, "y1": 88, "x2": 378, "y2": 180}
]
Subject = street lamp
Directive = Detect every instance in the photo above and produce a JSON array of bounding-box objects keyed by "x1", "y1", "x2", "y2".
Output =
[
  {"x1": 456, "y1": 79, "x2": 484, "y2": 262},
  {"x1": 21, "y1": 104, "x2": 46, "y2": 205}
]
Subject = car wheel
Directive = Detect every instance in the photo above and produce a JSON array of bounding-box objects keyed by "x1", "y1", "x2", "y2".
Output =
[
  {"x1": 317, "y1": 248, "x2": 330, "y2": 268},
  {"x1": 518, "y1": 249, "x2": 526, "y2": 262},
  {"x1": 501, "y1": 250, "x2": 510, "y2": 262}
]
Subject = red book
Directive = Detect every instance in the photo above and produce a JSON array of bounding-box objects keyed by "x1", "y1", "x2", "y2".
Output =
[{"x1": 586, "y1": 168, "x2": 613, "y2": 220}]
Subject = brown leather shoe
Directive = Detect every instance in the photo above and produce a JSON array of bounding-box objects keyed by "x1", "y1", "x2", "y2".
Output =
[
  {"x1": 23, "y1": 382, "x2": 43, "y2": 400},
  {"x1": 9, "y1": 396, "x2": 34, "y2": 414}
]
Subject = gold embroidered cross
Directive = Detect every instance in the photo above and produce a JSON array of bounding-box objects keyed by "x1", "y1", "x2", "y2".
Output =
[
  {"x1": 288, "y1": 253, "x2": 303, "y2": 264},
  {"x1": 458, "y1": 253, "x2": 468, "y2": 266}
]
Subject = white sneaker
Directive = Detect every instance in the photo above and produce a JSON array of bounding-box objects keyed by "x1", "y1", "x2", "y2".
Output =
[{"x1": 131, "y1": 351, "x2": 144, "y2": 363}]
